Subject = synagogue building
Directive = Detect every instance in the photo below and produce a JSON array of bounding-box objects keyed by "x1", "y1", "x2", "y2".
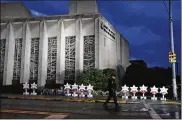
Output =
[{"x1": 0, "y1": 1, "x2": 129, "y2": 87}]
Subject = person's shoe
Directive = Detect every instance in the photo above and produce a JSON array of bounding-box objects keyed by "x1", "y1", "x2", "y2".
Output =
[
  {"x1": 103, "y1": 103, "x2": 107, "y2": 108},
  {"x1": 115, "y1": 104, "x2": 120, "y2": 108}
]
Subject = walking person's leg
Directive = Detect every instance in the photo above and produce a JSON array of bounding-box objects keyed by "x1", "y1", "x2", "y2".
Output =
[
  {"x1": 103, "y1": 93, "x2": 112, "y2": 108},
  {"x1": 105, "y1": 95, "x2": 112, "y2": 103},
  {"x1": 113, "y1": 92, "x2": 119, "y2": 108}
]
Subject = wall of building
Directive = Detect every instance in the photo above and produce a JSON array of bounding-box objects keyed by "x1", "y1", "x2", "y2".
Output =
[
  {"x1": 98, "y1": 16, "x2": 124, "y2": 69},
  {"x1": 121, "y1": 36, "x2": 130, "y2": 70},
  {"x1": 1, "y1": 2, "x2": 31, "y2": 18},
  {"x1": 0, "y1": 16, "x2": 99, "y2": 86},
  {"x1": 116, "y1": 31, "x2": 122, "y2": 65},
  {"x1": 0, "y1": 14, "x2": 129, "y2": 86},
  {"x1": 69, "y1": 0, "x2": 98, "y2": 15}
]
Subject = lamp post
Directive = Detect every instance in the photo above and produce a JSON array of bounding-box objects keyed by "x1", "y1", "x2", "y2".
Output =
[
  {"x1": 176, "y1": 62, "x2": 178, "y2": 76},
  {"x1": 169, "y1": 0, "x2": 178, "y2": 100}
]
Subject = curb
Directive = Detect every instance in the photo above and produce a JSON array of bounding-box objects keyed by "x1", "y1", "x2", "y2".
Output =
[
  {"x1": 164, "y1": 101, "x2": 181, "y2": 105},
  {"x1": 4, "y1": 96, "x2": 126, "y2": 103},
  {"x1": 2, "y1": 96, "x2": 180, "y2": 105},
  {"x1": 1, "y1": 109, "x2": 70, "y2": 116}
]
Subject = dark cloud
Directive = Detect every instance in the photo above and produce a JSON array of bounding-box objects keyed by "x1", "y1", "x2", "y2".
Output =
[
  {"x1": 130, "y1": 39, "x2": 180, "y2": 71},
  {"x1": 98, "y1": 1, "x2": 180, "y2": 71},
  {"x1": 98, "y1": 1, "x2": 180, "y2": 40}
]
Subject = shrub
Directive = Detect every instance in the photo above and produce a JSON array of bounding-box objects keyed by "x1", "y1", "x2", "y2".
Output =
[
  {"x1": 76, "y1": 69, "x2": 107, "y2": 91},
  {"x1": 1, "y1": 84, "x2": 23, "y2": 94},
  {"x1": 76, "y1": 68, "x2": 118, "y2": 91}
]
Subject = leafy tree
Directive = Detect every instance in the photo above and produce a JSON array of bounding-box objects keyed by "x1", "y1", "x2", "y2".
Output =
[
  {"x1": 76, "y1": 69, "x2": 107, "y2": 90},
  {"x1": 76, "y1": 68, "x2": 119, "y2": 91}
]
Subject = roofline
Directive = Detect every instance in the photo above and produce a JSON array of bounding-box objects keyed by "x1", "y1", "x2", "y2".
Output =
[
  {"x1": 1, "y1": 2, "x2": 32, "y2": 18},
  {"x1": 0, "y1": 13, "x2": 101, "y2": 23},
  {"x1": 20, "y1": 2, "x2": 32, "y2": 17},
  {"x1": 0, "y1": 9, "x2": 129, "y2": 44},
  {"x1": 98, "y1": 14, "x2": 129, "y2": 44},
  {"x1": 98, "y1": 14, "x2": 116, "y2": 33}
]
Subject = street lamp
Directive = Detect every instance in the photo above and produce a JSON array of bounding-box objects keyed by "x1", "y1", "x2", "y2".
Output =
[{"x1": 168, "y1": 0, "x2": 178, "y2": 100}]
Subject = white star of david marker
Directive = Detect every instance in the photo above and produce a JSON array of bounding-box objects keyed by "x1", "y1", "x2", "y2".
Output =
[
  {"x1": 72, "y1": 83, "x2": 78, "y2": 89},
  {"x1": 64, "y1": 83, "x2": 70, "y2": 89},
  {"x1": 122, "y1": 85, "x2": 129, "y2": 91},
  {"x1": 31, "y1": 82, "x2": 37, "y2": 89},
  {"x1": 79, "y1": 84, "x2": 85, "y2": 90},
  {"x1": 150, "y1": 85, "x2": 158, "y2": 93},
  {"x1": 87, "y1": 84, "x2": 93, "y2": 90},
  {"x1": 140, "y1": 84, "x2": 147, "y2": 91},
  {"x1": 160, "y1": 86, "x2": 168, "y2": 94},
  {"x1": 23, "y1": 82, "x2": 29, "y2": 89},
  {"x1": 130, "y1": 85, "x2": 138, "y2": 92}
]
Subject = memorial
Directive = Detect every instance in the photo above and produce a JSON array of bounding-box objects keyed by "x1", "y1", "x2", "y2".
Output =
[{"x1": 0, "y1": 1, "x2": 129, "y2": 87}]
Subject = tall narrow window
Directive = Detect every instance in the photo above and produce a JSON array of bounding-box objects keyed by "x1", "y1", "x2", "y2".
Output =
[
  {"x1": 47, "y1": 37, "x2": 57, "y2": 82},
  {"x1": 0, "y1": 39, "x2": 6, "y2": 84},
  {"x1": 83, "y1": 35, "x2": 95, "y2": 71},
  {"x1": 29, "y1": 37, "x2": 39, "y2": 83},
  {"x1": 13, "y1": 38, "x2": 22, "y2": 83},
  {"x1": 65, "y1": 36, "x2": 76, "y2": 83}
]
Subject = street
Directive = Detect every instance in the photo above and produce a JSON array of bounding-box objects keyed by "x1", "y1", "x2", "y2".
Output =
[
  {"x1": 0, "y1": 112, "x2": 48, "y2": 119},
  {"x1": 0, "y1": 98, "x2": 181, "y2": 119}
]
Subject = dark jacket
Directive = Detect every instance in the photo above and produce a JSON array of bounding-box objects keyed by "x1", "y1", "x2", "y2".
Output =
[{"x1": 108, "y1": 77, "x2": 117, "y2": 92}]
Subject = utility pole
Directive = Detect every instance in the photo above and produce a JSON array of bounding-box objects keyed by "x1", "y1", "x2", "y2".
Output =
[
  {"x1": 169, "y1": 0, "x2": 178, "y2": 100},
  {"x1": 176, "y1": 62, "x2": 178, "y2": 76}
]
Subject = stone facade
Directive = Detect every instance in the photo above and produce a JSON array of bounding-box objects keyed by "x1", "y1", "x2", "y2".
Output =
[
  {"x1": 69, "y1": 1, "x2": 98, "y2": 15},
  {"x1": 0, "y1": 14, "x2": 129, "y2": 86},
  {"x1": 0, "y1": 1, "x2": 129, "y2": 87}
]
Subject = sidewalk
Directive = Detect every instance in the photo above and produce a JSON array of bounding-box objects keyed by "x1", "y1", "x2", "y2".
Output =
[
  {"x1": 0, "y1": 94, "x2": 181, "y2": 105},
  {"x1": 0, "y1": 94, "x2": 126, "y2": 103}
]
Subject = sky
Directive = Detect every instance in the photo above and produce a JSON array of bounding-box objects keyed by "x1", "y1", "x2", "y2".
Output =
[{"x1": 1, "y1": 0, "x2": 181, "y2": 72}]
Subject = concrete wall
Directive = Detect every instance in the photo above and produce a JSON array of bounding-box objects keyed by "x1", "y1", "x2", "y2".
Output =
[
  {"x1": 97, "y1": 16, "x2": 129, "y2": 70},
  {"x1": 0, "y1": 16, "x2": 97, "y2": 86},
  {"x1": 98, "y1": 17, "x2": 120, "y2": 69},
  {"x1": 1, "y1": 2, "x2": 31, "y2": 18},
  {"x1": 0, "y1": 14, "x2": 129, "y2": 86},
  {"x1": 0, "y1": 24, "x2": 6, "y2": 39},
  {"x1": 121, "y1": 36, "x2": 130, "y2": 70},
  {"x1": 69, "y1": 0, "x2": 98, "y2": 15}
]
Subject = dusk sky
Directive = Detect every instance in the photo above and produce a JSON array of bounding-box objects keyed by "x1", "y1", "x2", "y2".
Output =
[{"x1": 2, "y1": 0, "x2": 181, "y2": 72}]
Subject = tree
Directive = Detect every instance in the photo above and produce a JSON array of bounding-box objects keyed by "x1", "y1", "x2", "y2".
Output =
[
  {"x1": 76, "y1": 68, "x2": 119, "y2": 91},
  {"x1": 76, "y1": 69, "x2": 107, "y2": 90}
]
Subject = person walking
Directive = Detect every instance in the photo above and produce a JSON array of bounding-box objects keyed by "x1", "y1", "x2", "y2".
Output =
[{"x1": 103, "y1": 73, "x2": 119, "y2": 109}]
